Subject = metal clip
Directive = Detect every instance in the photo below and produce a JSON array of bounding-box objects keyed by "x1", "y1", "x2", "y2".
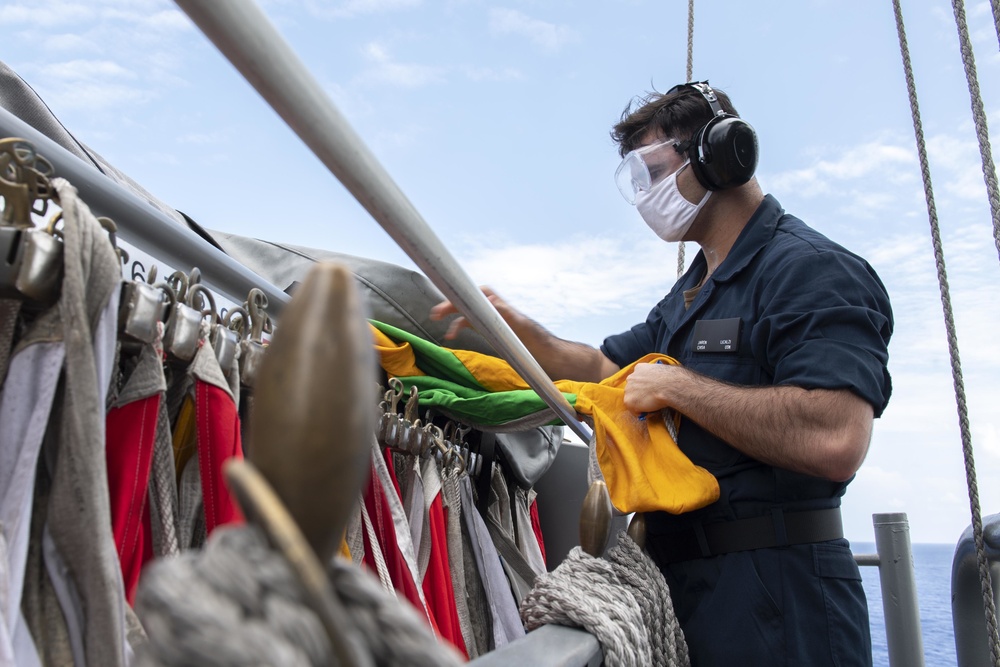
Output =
[
  {"x1": 378, "y1": 379, "x2": 405, "y2": 448},
  {"x1": 162, "y1": 274, "x2": 208, "y2": 362},
  {"x1": 97, "y1": 216, "x2": 128, "y2": 267},
  {"x1": 0, "y1": 213, "x2": 64, "y2": 306},
  {"x1": 0, "y1": 138, "x2": 52, "y2": 227},
  {"x1": 212, "y1": 306, "x2": 245, "y2": 377},
  {"x1": 238, "y1": 288, "x2": 269, "y2": 388},
  {"x1": 118, "y1": 279, "x2": 170, "y2": 346}
]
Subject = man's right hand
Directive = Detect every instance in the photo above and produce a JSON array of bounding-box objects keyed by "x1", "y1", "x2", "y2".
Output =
[{"x1": 430, "y1": 286, "x2": 521, "y2": 340}]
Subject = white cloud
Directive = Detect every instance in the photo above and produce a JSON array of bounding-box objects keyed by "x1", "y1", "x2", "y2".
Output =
[
  {"x1": 139, "y1": 9, "x2": 191, "y2": 31},
  {"x1": 488, "y1": 8, "x2": 578, "y2": 53},
  {"x1": 457, "y1": 232, "x2": 675, "y2": 326},
  {"x1": 31, "y1": 59, "x2": 153, "y2": 112},
  {"x1": 358, "y1": 42, "x2": 446, "y2": 88},
  {"x1": 7, "y1": 0, "x2": 196, "y2": 118},
  {"x1": 0, "y1": 2, "x2": 92, "y2": 27},
  {"x1": 0, "y1": 0, "x2": 186, "y2": 31},
  {"x1": 976, "y1": 421, "x2": 1000, "y2": 459},
  {"x1": 40, "y1": 59, "x2": 136, "y2": 81},
  {"x1": 767, "y1": 140, "x2": 915, "y2": 197},
  {"x1": 304, "y1": 0, "x2": 420, "y2": 19},
  {"x1": 461, "y1": 65, "x2": 524, "y2": 83},
  {"x1": 176, "y1": 132, "x2": 228, "y2": 145},
  {"x1": 39, "y1": 33, "x2": 101, "y2": 53},
  {"x1": 42, "y1": 81, "x2": 155, "y2": 112}
]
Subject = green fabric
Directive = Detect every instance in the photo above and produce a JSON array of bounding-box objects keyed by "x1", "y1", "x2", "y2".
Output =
[{"x1": 371, "y1": 320, "x2": 578, "y2": 427}]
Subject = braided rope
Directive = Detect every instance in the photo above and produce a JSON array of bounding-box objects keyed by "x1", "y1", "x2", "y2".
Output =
[
  {"x1": 892, "y1": 2, "x2": 1000, "y2": 665},
  {"x1": 677, "y1": 0, "x2": 695, "y2": 280},
  {"x1": 134, "y1": 524, "x2": 463, "y2": 667},
  {"x1": 519, "y1": 532, "x2": 689, "y2": 667},
  {"x1": 951, "y1": 0, "x2": 1000, "y2": 261},
  {"x1": 992, "y1": 0, "x2": 1000, "y2": 53}
]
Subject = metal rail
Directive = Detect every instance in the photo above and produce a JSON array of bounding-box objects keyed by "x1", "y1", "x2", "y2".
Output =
[
  {"x1": 0, "y1": 106, "x2": 290, "y2": 315},
  {"x1": 467, "y1": 625, "x2": 602, "y2": 667},
  {"x1": 854, "y1": 512, "x2": 925, "y2": 667},
  {"x1": 172, "y1": 0, "x2": 592, "y2": 444}
]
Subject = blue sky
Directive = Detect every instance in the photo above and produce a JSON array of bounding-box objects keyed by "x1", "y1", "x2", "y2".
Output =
[{"x1": 3, "y1": 0, "x2": 999, "y2": 544}]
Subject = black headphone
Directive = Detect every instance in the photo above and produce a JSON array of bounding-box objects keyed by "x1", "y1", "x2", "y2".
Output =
[{"x1": 668, "y1": 81, "x2": 758, "y2": 191}]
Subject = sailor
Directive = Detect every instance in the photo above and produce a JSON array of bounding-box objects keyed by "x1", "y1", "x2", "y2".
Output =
[{"x1": 432, "y1": 81, "x2": 892, "y2": 666}]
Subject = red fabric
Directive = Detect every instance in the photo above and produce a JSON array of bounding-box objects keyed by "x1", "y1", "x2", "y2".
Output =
[
  {"x1": 194, "y1": 379, "x2": 244, "y2": 533},
  {"x1": 105, "y1": 395, "x2": 160, "y2": 604},
  {"x1": 362, "y1": 462, "x2": 440, "y2": 636},
  {"x1": 423, "y1": 493, "x2": 468, "y2": 658},
  {"x1": 529, "y1": 497, "x2": 546, "y2": 568}
]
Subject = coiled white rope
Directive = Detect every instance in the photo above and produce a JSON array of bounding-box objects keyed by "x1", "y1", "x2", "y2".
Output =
[
  {"x1": 519, "y1": 531, "x2": 689, "y2": 667},
  {"x1": 134, "y1": 525, "x2": 463, "y2": 667}
]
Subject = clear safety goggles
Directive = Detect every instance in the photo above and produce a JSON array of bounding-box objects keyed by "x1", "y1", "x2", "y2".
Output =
[{"x1": 614, "y1": 139, "x2": 686, "y2": 204}]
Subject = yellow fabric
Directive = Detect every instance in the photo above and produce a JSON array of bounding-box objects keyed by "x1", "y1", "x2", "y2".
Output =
[
  {"x1": 172, "y1": 395, "x2": 197, "y2": 483},
  {"x1": 451, "y1": 348, "x2": 535, "y2": 392},
  {"x1": 560, "y1": 354, "x2": 720, "y2": 514},
  {"x1": 370, "y1": 322, "x2": 719, "y2": 515},
  {"x1": 372, "y1": 327, "x2": 425, "y2": 378}
]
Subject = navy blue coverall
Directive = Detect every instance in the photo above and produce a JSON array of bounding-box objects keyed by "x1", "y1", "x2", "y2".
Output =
[{"x1": 601, "y1": 195, "x2": 893, "y2": 666}]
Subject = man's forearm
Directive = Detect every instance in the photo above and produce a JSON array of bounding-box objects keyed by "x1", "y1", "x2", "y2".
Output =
[
  {"x1": 514, "y1": 319, "x2": 618, "y2": 383},
  {"x1": 626, "y1": 364, "x2": 873, "y2": 481}
]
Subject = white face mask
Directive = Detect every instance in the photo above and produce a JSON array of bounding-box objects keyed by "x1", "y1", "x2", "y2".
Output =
[{"x1": 634, "y1": 160, "x2": 712, "y2": 242}]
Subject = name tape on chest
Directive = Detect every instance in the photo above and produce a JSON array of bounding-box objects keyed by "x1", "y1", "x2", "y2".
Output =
[{"x1": 691, "y1": 317, "x2": 742, "y2": 353}]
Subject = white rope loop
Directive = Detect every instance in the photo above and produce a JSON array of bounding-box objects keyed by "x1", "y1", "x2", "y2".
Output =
[
  {"x1": 134, "y1": 524, "x2": 464, "y2": 667},
  {"x1": 519, "y1": 531, "x2": 689, "y2": 667}
]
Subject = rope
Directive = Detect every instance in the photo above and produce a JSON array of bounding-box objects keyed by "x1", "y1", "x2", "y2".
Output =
[
  {"x1": 677, "y1": 0, "x2": 695, "y2": 279},
  {"x1": 519, "y1": 531, "x2": 689, "y2": 667},
  {"x1": 992, "y1": 0, "x2": 1000, "y2": 53},
  {"x1": 891, "y1": 2, "x2": 1000, "y2": 665},
  {"x1": 134, "y1": 524, "x2": 463, "y2": 667},
  {"x1": 685, "y1": 0, "x2": 694, "y2": 83},
  {"x1": 951, "y1": 0, "x2": 1000, "y2": 262}
]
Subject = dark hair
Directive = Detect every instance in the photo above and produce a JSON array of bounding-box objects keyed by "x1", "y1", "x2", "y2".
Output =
[{"x1": 610, "y1": 84, "x2": 741, "y2": 157}]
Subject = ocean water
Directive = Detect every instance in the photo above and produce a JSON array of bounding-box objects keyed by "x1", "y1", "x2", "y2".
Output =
[{"x1": 855, "y1": 542, "x2": 957, "y2": 667}]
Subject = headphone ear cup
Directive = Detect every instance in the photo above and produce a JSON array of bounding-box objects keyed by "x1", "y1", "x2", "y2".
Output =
[{"x1": 694, "y1": 116, "x2": 758, "y2": 190}]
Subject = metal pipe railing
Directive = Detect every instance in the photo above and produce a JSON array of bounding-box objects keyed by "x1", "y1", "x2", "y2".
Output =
[
  {"x1": 0, "y1": 106, "x2": 290, "y2": 316},
  {"x1": 467, "y1": 625, "x2": 602, "y2": 667},
  {"x1": 854, "y1": 511, "x2": 926, "y2": 667},
  {"x1": 172, "y1": 0, "x2": 592, "y2": 444}
]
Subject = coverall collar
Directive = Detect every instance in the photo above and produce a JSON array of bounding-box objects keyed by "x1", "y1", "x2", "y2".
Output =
[{"x1": 690, "y1": 194, "x2": 783, "y2": 286}]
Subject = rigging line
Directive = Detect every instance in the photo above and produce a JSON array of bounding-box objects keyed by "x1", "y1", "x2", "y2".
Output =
[
  {"x1": 892, "y1": 2, "x2": 1000, "y2": 666},
  {"x1": 992, "y1": 0, "x2": 1000, "y2": 53},
  {"x1": 952, "y1": 0, "x2": 1000, "y2": 263},
  {"x1": 677, "y1": 0, "x2": 694, "y2": 279}
]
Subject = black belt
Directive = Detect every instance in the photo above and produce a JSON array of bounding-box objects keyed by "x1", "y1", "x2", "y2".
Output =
[{"x1": 648, "y1": 508, "x2": 844, "y2": 564}]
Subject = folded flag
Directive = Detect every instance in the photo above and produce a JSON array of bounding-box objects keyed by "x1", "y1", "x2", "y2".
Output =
[{"x1": 369, "y1": 320, "x2": 719, "y2": 515}]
